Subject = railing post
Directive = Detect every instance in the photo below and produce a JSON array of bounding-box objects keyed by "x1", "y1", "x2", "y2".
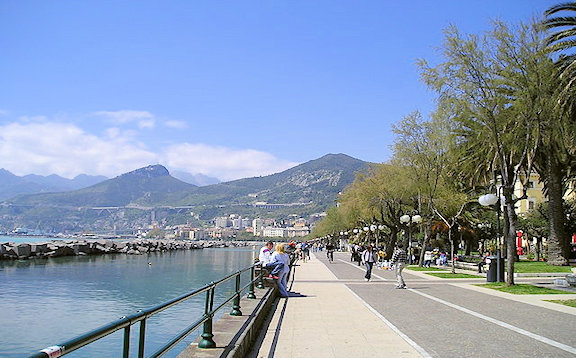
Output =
[
  {"x1": 122, "y1": 325, "x2": 130, "y2": 358},
  {"x1": 138, "y1": 319, "x2": 146, "y2": 358},
  {"x1": 247, "y1": 266, "x2": 257, "y2": 299},
  {"x1": 230, "y1": 272, "x2": 243, "y2": 316},
  {"x1": 198, "y1": 284, "x2": 216, "y2": 349},
  {"x1": 256, "y1": 264, "x2": 264, "y2": 289}
]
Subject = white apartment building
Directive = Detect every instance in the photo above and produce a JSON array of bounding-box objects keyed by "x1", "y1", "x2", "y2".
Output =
[
  {"x1": 231, "y1": 218, "x2": 243, "y2": 229},
  {"x1": 252, "y1": 218, "x2": 264, "y2": 236},
  {"x1": 215, "y1": 217, "x2": 230, "y2": 228},
  {"x1": 286, "y1": 226, "x2": 310, "y2": 237},
  {"x1": 262, "y1": 227, "x2": 286, "y2": 238}
]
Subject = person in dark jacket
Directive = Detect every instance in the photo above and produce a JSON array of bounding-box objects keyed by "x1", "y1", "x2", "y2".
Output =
[{"x1": 362, "y1": 245, "x2": 378, "y2": 281}]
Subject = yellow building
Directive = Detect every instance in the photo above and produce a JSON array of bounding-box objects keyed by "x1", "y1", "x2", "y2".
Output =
[{"x1": 514, "y1": 173, "x2": 546, "y2": 216}]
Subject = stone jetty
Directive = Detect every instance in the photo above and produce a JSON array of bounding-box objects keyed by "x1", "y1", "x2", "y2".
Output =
[{"x1": 0, "y1": 239, "x2": 255, "y2": 260}]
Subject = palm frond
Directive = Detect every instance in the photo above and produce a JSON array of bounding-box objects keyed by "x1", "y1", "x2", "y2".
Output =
[{"x1": 545, "y1": 3, "x2": 576, "y2": 17}]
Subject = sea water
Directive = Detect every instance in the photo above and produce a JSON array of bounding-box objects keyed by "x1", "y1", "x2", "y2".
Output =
[{"x1": 0, "y1": 247, "x2": 258, "y2": 357}]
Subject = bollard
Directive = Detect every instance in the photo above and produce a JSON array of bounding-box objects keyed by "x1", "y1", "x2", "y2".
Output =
[
  {"x1": 247, "y1": 266, "x2": 257, "y2": 299},
  {"x1": 230, "y1": 272, "x2": 243, "y2": 316},
  {"x1": 198, "y1": 285, "x2": 216, "y2": 348}
]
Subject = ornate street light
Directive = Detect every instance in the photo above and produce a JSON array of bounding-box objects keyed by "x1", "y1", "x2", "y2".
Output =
[
  {"x1": 400, "y1": 212, "x2": 422, "y2": 264},
  {"x1": 479, "y1": 191, "x2": 503, "y2": 282}
]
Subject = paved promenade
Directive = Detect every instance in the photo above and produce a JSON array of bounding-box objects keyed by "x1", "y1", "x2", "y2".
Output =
[{"x1": 248, "y1": 251, "x2": 576, "y2": 358}]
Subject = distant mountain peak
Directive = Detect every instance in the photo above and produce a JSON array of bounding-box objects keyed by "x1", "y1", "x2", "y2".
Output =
[{"x1": 120, "y1": 165, "x2": 170, "y2": 179}]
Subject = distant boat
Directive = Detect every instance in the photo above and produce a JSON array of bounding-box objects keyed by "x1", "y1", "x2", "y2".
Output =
[{"x1": 12, "y1": 228, "x2": 28, "y2": 235}]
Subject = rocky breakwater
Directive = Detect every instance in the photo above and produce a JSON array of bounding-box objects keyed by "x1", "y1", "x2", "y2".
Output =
[{"x1": 0, "y1": 239, "x2": 208, "y2": 260}]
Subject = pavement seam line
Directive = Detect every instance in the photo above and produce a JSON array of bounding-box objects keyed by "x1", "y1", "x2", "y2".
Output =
[
  {"x1": 409, "y1": 288, "x2": 576, "y2": 355},
  {"x1": 344, "y1": 285, "x2": 432, "y2": 358},
  {"x1": 336, "y1": 258, "x2": 389, "y2": 281}
]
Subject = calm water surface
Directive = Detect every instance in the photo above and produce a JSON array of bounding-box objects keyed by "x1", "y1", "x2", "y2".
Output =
[{"x1": 0, "y1": 247, "x2": 259, "y2": 357}]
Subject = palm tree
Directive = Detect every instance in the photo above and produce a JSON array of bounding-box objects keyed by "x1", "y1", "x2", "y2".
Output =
[
  {"x1": 544, "y1": 2, "x2": 576, "y2": 110},
  {"x1": 542, "y1": 3, "x2": 576, "y2": 264}
]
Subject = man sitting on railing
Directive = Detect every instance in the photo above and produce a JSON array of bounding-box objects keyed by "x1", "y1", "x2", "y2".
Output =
[{"x1": 258, "y1": 241, "x2": 284, "y2": 279}]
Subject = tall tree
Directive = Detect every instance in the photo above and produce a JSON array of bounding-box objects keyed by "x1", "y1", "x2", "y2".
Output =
[
  {"x1": 542, "y1": 3, "x2": 576, "y2": 264},
  {"x1": 392, "y1": 110, "x2": 453, "y2": 266},
  {"x1": 419, "y1": 22, "x2": 546, "y2": 284},
  {"x1": 544, "y1": 2, "x2": 576, "y2": 110}
]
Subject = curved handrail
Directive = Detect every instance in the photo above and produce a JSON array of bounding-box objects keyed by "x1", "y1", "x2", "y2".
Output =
[{"x1": 29, "y1": 262, "x2": 264, "y2": 358}]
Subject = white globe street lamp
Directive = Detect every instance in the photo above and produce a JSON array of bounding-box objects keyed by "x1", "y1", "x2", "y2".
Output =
[
  {"x1": 400, "y1": 212, "x2": 422, "y2": 264},
  {"x1": 478, "y1": 190, "x2": 503, "y2": 282}
]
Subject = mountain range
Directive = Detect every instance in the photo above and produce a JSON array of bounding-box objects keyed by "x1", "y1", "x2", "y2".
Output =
[
  {"x1": 0, "y1": 168, "x2": 221, "y2": 201},
  {"x1": 0, "y1": 169, "x2": 108, "y2": 201},
  {"x1": 0, "y1": 154, "x2": 371, "y2": 233}
]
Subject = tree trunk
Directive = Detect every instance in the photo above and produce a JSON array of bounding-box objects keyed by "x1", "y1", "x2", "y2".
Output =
[
  {"x1": 465, "y1": 235, "x2": 472, "y2": 256},
  {"x1": 449, "y1": 228, "x2": 455, "y2": 274},
  {"x1": 418, "y1": 221, "x2": 432, "y2": 266},
  {"x1": 386, "y1": 228, "x2": 399, "y2": 259},
  {"x1": 535, "y1": 237, "x2": 541, "y2": 262},
  {"x1": 503, "y1": 187, "x2": 517, "y2": 286},
  {"x1": 546, "y1": 156, "x2": 569, "y2": 266}
]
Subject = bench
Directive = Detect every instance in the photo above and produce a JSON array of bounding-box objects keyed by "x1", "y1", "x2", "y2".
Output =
[{"x1": 448, "y1": 260, "x2": 482, "y2": 271}]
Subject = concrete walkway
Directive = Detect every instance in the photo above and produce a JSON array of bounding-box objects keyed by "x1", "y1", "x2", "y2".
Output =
[
  {"x1": 249, "y1": 251, "x2": 576, "y2": 358},
  {"x1": 248, "y1": 253, "x2": 423, "y2": 358}
]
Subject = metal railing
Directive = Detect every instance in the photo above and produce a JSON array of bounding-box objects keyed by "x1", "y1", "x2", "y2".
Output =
[{"x1": 30, "y1": 263, "x2": 265, "y2": 358}]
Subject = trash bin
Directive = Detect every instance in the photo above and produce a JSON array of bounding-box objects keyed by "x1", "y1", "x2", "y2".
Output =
[{"x1": 486, "y1": 255, "x2": 505, "y2": 282}]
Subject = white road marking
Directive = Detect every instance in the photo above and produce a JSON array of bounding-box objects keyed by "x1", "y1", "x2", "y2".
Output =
[
  {"x1": 409, "y1": 288, "x2": 576, "y2": 355},
  {"x1": 345, "y1": 286, "x2": 433, "y2": 358}
]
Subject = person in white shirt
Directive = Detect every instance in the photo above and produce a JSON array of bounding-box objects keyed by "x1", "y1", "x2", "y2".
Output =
[
  {"x1": 259, "y1": 241, "x2": 274, "y2": 266},
  {"x1": 259, "y1": 241, "x2": 284, "y2": 279},
  {"x1": 362, "y1": 245, "x2": 378, "y2": 281}
]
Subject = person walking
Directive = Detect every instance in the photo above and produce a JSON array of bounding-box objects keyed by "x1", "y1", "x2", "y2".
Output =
[
  {"x1": 391, "y1": 243, "x2": 408, "y2": 289},
  {"x1": 362, "y1": 245, "x2": 378, "y2": 281},
  {"x1": 271, "y1": 243, "x2": 291, "y2": 298},
  {"x1": 325, "y1": 242, "x2": 335, "y2": 262}
]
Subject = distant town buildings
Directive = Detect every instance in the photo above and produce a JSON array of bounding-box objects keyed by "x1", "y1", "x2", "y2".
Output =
[{"x1": 144, "y1": 212, "x2": 321, "y2": 241}]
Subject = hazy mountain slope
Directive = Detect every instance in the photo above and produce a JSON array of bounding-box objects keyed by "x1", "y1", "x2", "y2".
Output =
[
  {"x1": 174, "y1": 153, "x2": 371, "y2": 207},
  {"x1": 10, "y1": 165, "x2": 196, "y2": 207}
]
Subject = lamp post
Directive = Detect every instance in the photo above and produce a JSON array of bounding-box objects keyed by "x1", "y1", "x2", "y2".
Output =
[
  {"x1": 477, "y1": 222, "x2": 491, "y2": 255},
  {"x1": 400, "y1": 212, "x2": 422, "y2": 264},
  {"x1": 479, "y1": 191, "x2": 503, "y2": 282}
]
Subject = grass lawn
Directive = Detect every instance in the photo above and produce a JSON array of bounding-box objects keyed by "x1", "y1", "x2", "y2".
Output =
[
  {"x1": 545, "y1": 299, "x2": 576, "y2": 308},
  {"x1": 407, "y1": 266, "x2": 446, "y2": 271},
  {"x1": 477, "y1": 283, "x2": 568, "y2": 294},
  {"x1": 513, "y1": 261, "x2": 572, "y2": 273},
  {"x1": 426, "y1": 272, "x2": 481, "y2": 279}
]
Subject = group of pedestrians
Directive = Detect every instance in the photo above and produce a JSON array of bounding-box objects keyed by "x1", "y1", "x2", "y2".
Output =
[
  {"x1": 423, "y1": 248, "x2": 448, "y2": 268},
  {"x1": 360, "y1": 243, "x2": 408, "y2": 289}
]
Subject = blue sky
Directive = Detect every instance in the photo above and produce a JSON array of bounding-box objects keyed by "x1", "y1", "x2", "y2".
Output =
[{"x1": 0, "y1": 0, "x2": 558, "y2": 181}]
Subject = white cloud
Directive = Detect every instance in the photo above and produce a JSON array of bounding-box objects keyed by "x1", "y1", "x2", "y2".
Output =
[
  {"x1": 19, "y1": 115, "x2": 48, "y2": 122},
  {"x1": 137, "y1": 119, "x2": 155, "y2": 129},
  {"x1": 0, "y1": 122, "x2": 156, "y2": 178},
  {"x1": 93, "y1": 110, "x2": 156, "y2": 129},
  {"x1": 164, "y1": 120, "x2": 188, "y2": 129},
  {"x1": 0, "y1": 119, "x2": 298, "y2": 181},
  {"x1": 162, "y1": 143, "x2": 299, "y2": 181}
]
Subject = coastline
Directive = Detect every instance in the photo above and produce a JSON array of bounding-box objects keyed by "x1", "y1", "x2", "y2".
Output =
[{"x1": 0, "y1": 238, "x2": 261, "y2": 261}]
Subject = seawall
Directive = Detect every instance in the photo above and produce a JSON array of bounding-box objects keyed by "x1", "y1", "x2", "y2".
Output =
[{"x1": 0, "y1": 239, "x2": 257, "y2": 260}]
